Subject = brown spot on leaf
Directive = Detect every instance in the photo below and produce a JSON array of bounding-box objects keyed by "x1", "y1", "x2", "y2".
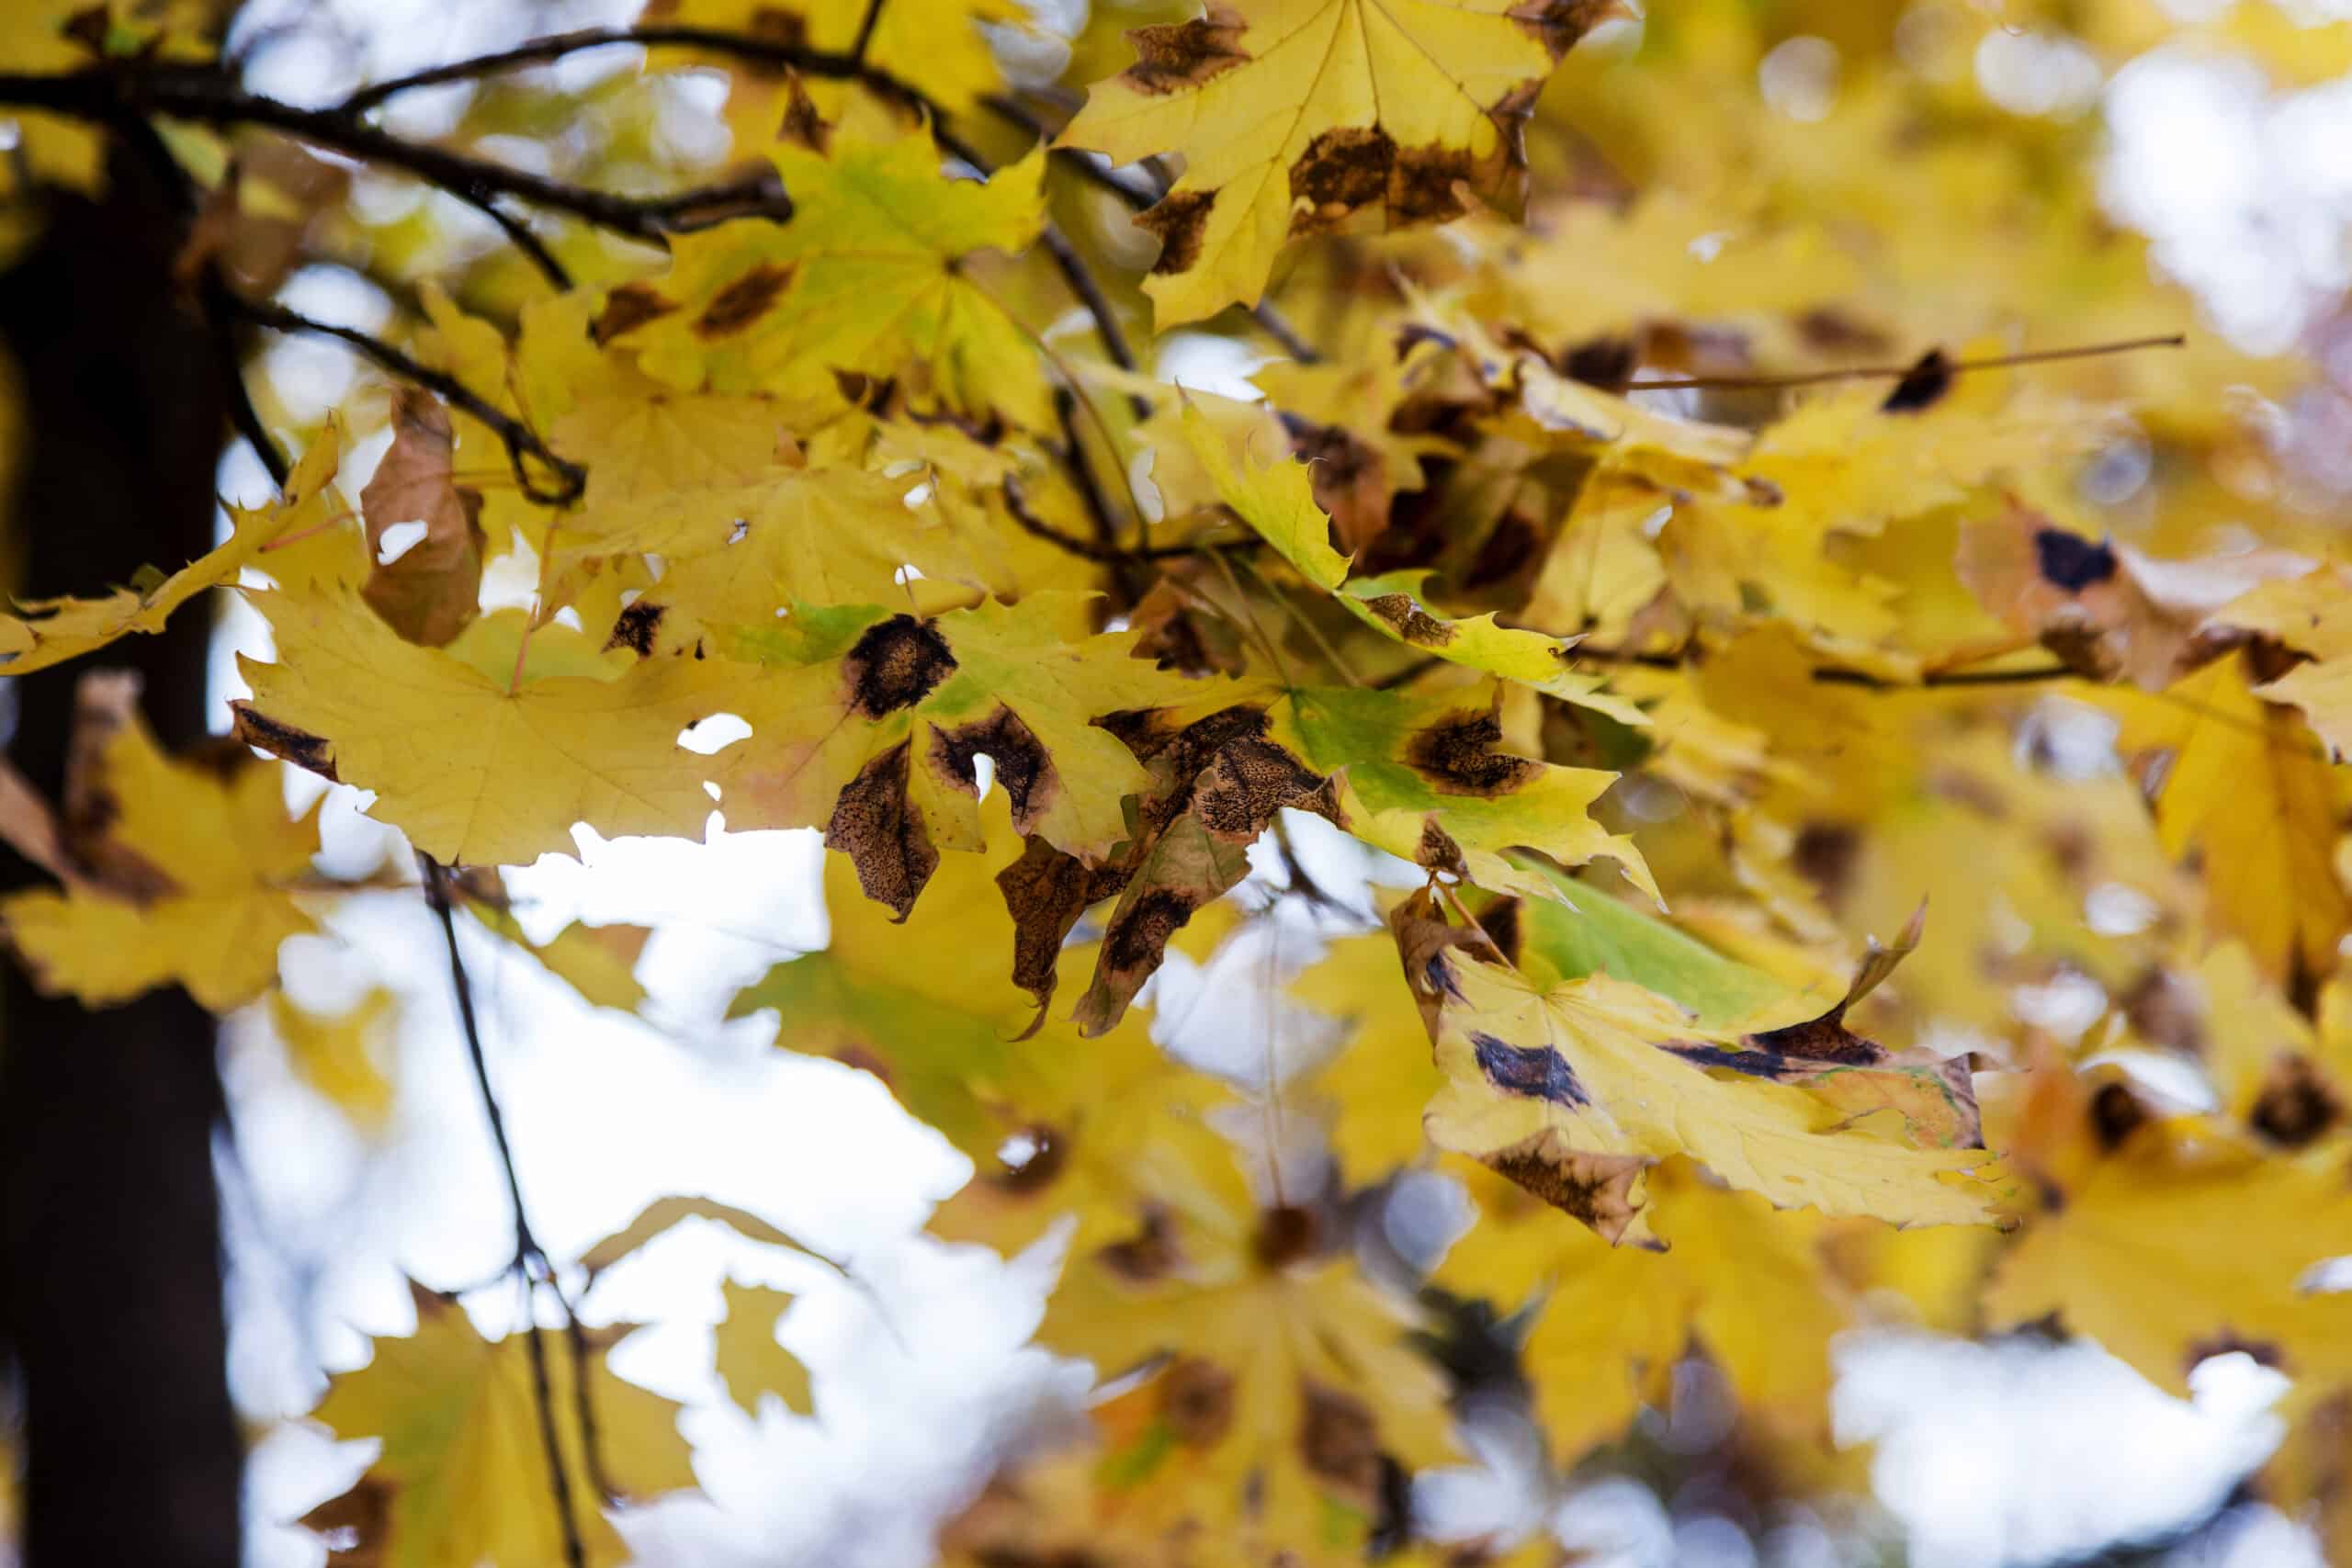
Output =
[
  {"x1": 1102, "y1": 886, "x2": 1199, "y2": 977},
  {"x1": 1416, "y1": 818, "x2": 1467, "y2": 877},
  {"x1": 2121, "y1": 967, "x2": 2206, "y2": 1055},
  {"x1": 1298, "y1": 1383, "x2": 1384, "y2": 1498},
  {"x1": 594, "y1": 283, "x2": 677, "y2": 343},
  {"x1": 300, "y1": 1472, "x2": 392, "y2": 1556},
  {"x1": 744, "y1": 6, "x2": 811, "y2": 62},
  {"x1": 1792, "y1": 821, "x2": 1860, "y2": 909},
  {"x1": 1138, "y1": 189, "x2": 1216, "y2": 277},
  {"x1": 2035, "y1": 528, "x2": 2119, "y2": 593},
  {"x1": 931, "y1": 706, "x2": 1056, "y2": 831},
  {"x1": 230, "y1": 702, "x2": 338, "y2": 783},
  {"x1": 1507, "y1": 0, "x2": 1623, "y2": 58},
  {"x1": 2187, "y1": 1332, "x2": 2284, "y2": 1373},
  {"x1": 1159, "y1": 1357, "x2": 1238, "y2": 1446},
  {"x1": 843, "y1": 615, "x2": 957, "y2": 719},
  {"x1": 989, "y1": 1123, "x2": 1068, "y2": 1194},
  {"x1": 1487, "y1": 1138, "x2": 1654, "y2": 1247},
  {"x1": 1191, "y1": 734, "x2": 1333, "y2": 840},
  {"x1": 1405, "y1": 707, "x2": 1539, "y2": 795},
  {"x1": 1357, "y1": 592, "x2": 1457, "y2": 647},
  {"x1": 2250, "y1": 1053, "x2": 2341, "y2": 1148},
  {"x1": 2089, "y1": 1080, "x2": 2151, "y2": 1151},
  {"x1": 1564, "y1": 334, "x2": 1637, "y2": 393},
  {"x1": 823, "y1": 741, "x2": 939, "y2": 919},
  {"x1": 1881, "y1": 347, "x2": 1953, "y2": 413},
  {"x1": 1473, "y1": 1032, "x2": 1589, "y2": 1105},
  {"x1": 1120, "y1": 7, "x2": 1250, "y2": 93},
  {"x1": 1098, "y1": 1205, "x2": 1181, "y2": 1283},
  {"x1": 777, "y1": 74, "x2": 832, "y2": 153},
  {"x1": 1251, "y1": 1205, "x2": 1320, "y2": 1269},
  {"x1": 1289, "y1": 126, "x2": 1396, "y2": 237},
  {"x1": 1391, "y1": 142, "x2": 1476, "y2": 225},
  {"x1": 604, "y1": 599, "x2": 665, "y2": 656},
  {"x1": 695, "y1": 263, "x2": 795, "y2": 339}
]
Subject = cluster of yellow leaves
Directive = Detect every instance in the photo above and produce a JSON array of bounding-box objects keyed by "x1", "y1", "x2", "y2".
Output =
[{"x1": 15, "y1": 0, "x2": 2352, "y2": 1559}]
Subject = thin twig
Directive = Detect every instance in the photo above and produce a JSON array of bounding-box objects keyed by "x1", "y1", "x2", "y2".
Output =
[
  {"x1": 199, "y1": 272, "x2": 291, "y2": 489},
  {"x1": 1623, "y1": 334, "x2": 2188, "y2": 393},
  {"x1": 337, "y1": 24, "x2": 946, "y2": 118},
  {"x1": 456, "y1": 193, "x2": 571, "y2": 291},
  {"x1": 1000, "y1": 476, "x2": 1221, "y2": 563},
  {"x1": 219, "y1": 293, "x2": 586, "y2": 505},
  {"x1": 850, "y1": 0, "x2": 888, "y2": 64},
  {"x1": 420, "y1": 855, "x2": 588, "y2": 1568},
  {"x1": 982, "y1": 91, "x2": 1327, "y2": 366},
  {"x1": 1249, "y1": 300, "x2": 1321, "y2": 365},
  {"x1": 0, "y1": 68, "x2": 793, "y2": 244}
]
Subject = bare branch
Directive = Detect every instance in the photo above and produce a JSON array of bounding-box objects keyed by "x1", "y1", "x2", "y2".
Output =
[
  {"x1": 216, "y1": 292, "x2": 586, "y2": 506},
  {"x1": 419, "y1": 855, "x2": 588, "y2": 1568}
]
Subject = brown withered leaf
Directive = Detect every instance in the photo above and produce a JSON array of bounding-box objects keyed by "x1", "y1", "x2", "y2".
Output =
[{"x1": 358, "y1": 390, "x2": 484, "y2": 648}]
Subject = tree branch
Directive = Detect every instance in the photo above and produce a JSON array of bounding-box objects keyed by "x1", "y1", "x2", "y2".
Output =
[
  {"x1": 215, "y1": 292, "x2": 586, "y2": 505},
  {"x1": 0, "y1": 67, "x2": 793, "y2": 245},
  {"x1": 337, "y1": 24, "x2": 947, "y2": 118},
  {"x1": 419, "y1": 854, "x2": 589, "y2": 1568}
]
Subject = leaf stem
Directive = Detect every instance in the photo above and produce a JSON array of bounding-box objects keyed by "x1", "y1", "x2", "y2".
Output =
[{"x1": 1623, "y1": 334, "x2": 2187, "y2": 393}]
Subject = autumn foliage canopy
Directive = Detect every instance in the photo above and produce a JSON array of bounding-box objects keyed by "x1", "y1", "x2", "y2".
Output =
[{"x1": 4, "y1": 0, "x2": 2352, "y2": 1562}]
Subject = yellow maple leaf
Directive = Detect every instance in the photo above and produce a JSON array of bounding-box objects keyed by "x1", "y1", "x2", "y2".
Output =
[
  {"x1": 301, "y1": 1285, "x2": 696, "y2": 1568},
  {"x1": 1039, "y1": 1136, "x2": 1451, "y2": 1563},
  {"x1": 1058, "y1": 0, "x2": 1619, "y2": 326},
  {"x1": 1180, "y1": 403, "x2": 1647, "y2": 724},
  {"x1": 2106, "y1": 650, "x2": 2352, "y2": 985},
  {"x1": 271, "y1": 988, "x2": 398, "y2": 1133},
  {"x1": 713, "y1": 1279, "x2": 814, "y2": 1419},
  {"x1": 232, "y1": 592, "x2": 735, "y2": 868},
  {"x1": 2, "y1": 680, "x2": 321, "y2": 1012},
  {"x1": 2212, "y1": 563, "x2": 2352, "y2": 756},
  {"x1": 1438, "y1": 1158, "x2": 1851, "y2": 1462},
  {"x1": 727, "y1": 793, "x2": 1173, "y2": 1161},
  {"x1": 602, "y1": 134, "x2": 1053, "y2": 426},
  {"x1": 0, "y1": 423, "x2": 342, "y2": 675},
  {"x1": 1393, "y1": 886, "x2": 2007, "y2": 1247},
  {"x1": 1982, "y1": 1063, "x2": 2352, "y2": 1399}
]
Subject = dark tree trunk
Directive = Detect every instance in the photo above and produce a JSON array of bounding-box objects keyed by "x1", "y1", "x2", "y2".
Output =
[{"x1": 0, "y1": 141, "x2": 243, "y2": 1565}]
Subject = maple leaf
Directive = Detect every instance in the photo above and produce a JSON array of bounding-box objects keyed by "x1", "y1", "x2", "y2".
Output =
[
  {"x1": 2212, "y1": 562, "x2": 2352, "y2": 755},
  {"x1": 0, "y1": 425, "x2": 342, "y2": 675},
  {"x1": 1182, "y1": 404, "x2": 1645, "y2": 723},
  {"x1": 2104, "y1": 650, "x2": 2352, "y2": 985},
  {"x1": 301, "y1": 1284, "x2": 696, "y2": 1568},
  {"x1": 713, "y1": 1279, "x2": 814, "y2": 1419},
  {"x1": 360, "y1": 389, "x2": 485, "y2": 649},
  {"x1": 1000, "y1": 671, "x2": 1649, "y2": 1036},
  {"x1": 232, "y1": 593, "x2": 734, "y2": 868},
  {"x1": 0, "y1": 674, "x2": 321, "y2": 1012},
  {"x1": 1438, "y1": 1158, "x2": 1853, "y2": 1462},
  {"x1": 1038, "y1": 1136, "x2": 1451, "y2": 1562},
  {"x1": 1982, "y1": 1062, "x2": 2352, "y2": 1399},
  {"x1": 463, "y1": 892, "x2": 653, "y2": 1014},
  {"x1": 271, "y1": 988, "x2": 398, "y2": 1133},
  {"x1": 1392, "y1": 886, "x2": 2007, "y2": 1247},
  {"x1": 1057, "y1": 0, "x2": 1621, "y2": 326},
  {"x1": 601, "y1": 135, "x2": 1053, "y2": 426},
  {"x1": 714, "y1": 592, "x2": 1198, "y2": 917}
]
